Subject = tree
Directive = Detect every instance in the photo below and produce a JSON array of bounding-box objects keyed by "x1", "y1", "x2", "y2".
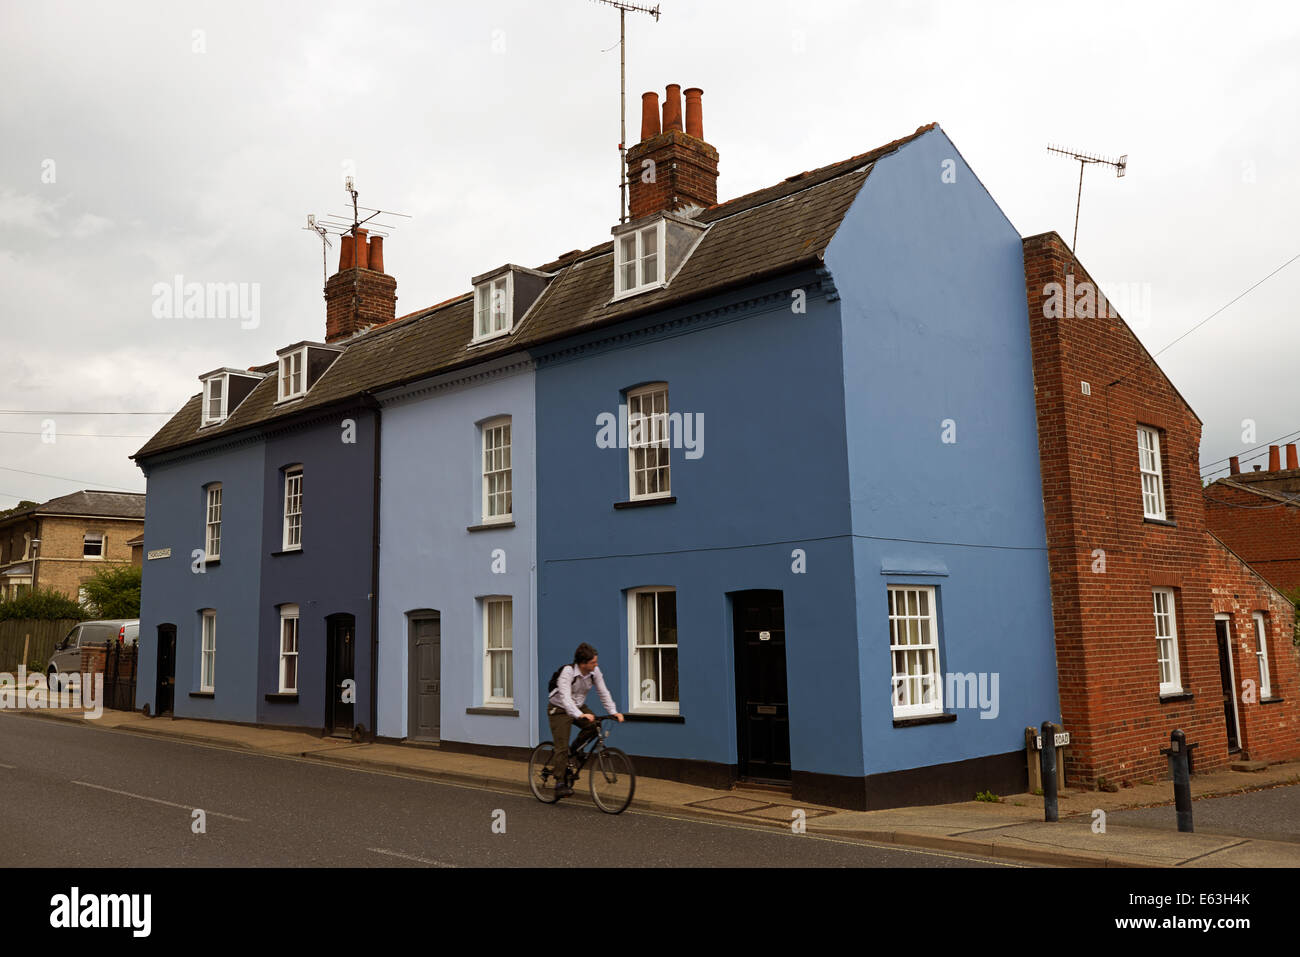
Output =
[
  {"x1": 0, "y1": 500, "x2": 38, "y2": 520},
  {"x1": 80, "y1": 565, "x2": 142, "y2": 619},
  {"x1": 0, "y1": 588, "x2": 87, "y2": 621}
]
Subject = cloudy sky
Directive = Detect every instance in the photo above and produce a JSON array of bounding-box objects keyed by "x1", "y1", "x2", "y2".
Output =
[{"x1": 1, "y1": 0, "x2": 1297, "y2": 506}]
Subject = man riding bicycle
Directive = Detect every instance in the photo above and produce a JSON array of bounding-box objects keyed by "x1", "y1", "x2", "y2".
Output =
[{"x1": 547, "y1": 643, "x2": 623, "y2": 797}]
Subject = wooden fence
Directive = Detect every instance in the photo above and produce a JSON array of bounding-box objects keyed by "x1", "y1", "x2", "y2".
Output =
[{"x1": 0, "y1": 619, "x2": 81, "y2": 673}]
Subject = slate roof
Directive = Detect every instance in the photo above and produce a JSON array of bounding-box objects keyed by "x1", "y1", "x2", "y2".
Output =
[
  {"x1": 134, "y1": 124, "x2": 937, "y2": 461},
  {"x1": 0, "y1": 490, "x2": 147, "y2": 524}
]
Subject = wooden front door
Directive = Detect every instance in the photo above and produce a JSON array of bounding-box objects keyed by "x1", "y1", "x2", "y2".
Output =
[
  {"x1": 1215, "y1": 616, "x2": 1241, "y2": 753},
  {"x1": 409, "y1": 614, "x2": 441, "y2": 742},
  {"x1": 155, "y1": 624, "x2": 176, "y2": 716},
  {"x1": 326, "y1": 614, "x2": 356, "y2": 735},
  {"x1": 732, "y1": 590, "x2": 791, "y2": 782}
]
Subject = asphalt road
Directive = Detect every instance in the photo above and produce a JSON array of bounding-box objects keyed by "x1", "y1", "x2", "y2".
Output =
[
  {"x1": 1106, "y1": 781, "x2": 1300, "y2": 844},
  {"x1": 0, "y1": 714, "x2": 1015, "y2": 868}
]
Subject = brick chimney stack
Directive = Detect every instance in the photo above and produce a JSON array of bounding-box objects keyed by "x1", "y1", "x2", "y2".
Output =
[
  {"x1": 626, "y1": 84, "x2": 719, "y2": 219},
  {"x1": 325, "y1": 228, "x2": 397, "y2": 343}
]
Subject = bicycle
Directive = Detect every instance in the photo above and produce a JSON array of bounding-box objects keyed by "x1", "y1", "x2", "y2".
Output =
[{"x1": 528, "y1": 715, "x2": 636, "y2": 814}]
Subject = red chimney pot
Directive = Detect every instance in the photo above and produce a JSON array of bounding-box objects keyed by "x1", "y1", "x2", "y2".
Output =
[
  {"x1": 662, "y1": 84, "x2": 683, "y2": 132},
  {"x1": 338, "y1": 234, "x2": 355, "y2": 270},
  {"x1": 1268, "y1": 445, "x2": 1281, "y2": 471},
  {"x1": 354, "y1": 228, "x2": 369, "y2": 270},
  {"x1": 1229, "y1": 456, "x2": 1240, "y2": 475},
  {"x1": 1287, "y1": 443, "x2": 1299, "y2": 470},
  {"x1": 684, "y1": 87, "x2": 703, "y2": 139},
  {"x1": 369, "y1": 235, "x2": 385, "y2": 273},
  {"x1": 640, "y1": 91, "x2": 661, "y2": 142}
]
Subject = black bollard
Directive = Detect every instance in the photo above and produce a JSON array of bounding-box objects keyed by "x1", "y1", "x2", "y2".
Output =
[
  {"x1": 1164, "y1": 729, "x2": 1194, "y2": 833},
  {"x1": 1039, "y1": 720, "x2": 1058, "y2": 822}
]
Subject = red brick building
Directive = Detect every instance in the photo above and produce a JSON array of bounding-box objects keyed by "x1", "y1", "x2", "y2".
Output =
[
  {"x1": 1204, "y1": 447, "x2": 1300, "y2": 596},
  {"x1": 1023, "y1": 231, "x2": 1299, "y2": 785}
]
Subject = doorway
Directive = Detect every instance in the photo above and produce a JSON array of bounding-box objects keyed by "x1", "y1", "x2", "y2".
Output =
[
  {"x1": 1215, "y1": 615, "x2": 1241, "y2": 753},
  {"x1": 408, "y1": 612, "x2": 441, "y2": 742},
  {"x1": 155, "y1": 623, "x2": 176, "y2": 716},
  {"x1": 325, "y1": 614, "x2": 356, "y2": 735},
  {"x1": 731, "y1": 590, "x2": 791, "y2": 782}
]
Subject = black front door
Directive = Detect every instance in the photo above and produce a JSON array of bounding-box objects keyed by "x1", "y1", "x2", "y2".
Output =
[
  {"x1": 326, "y1": 614, "x2": 356, "y2": 735},
  {"x1": 1215, "y1": 618, "x2": 1241, "y2": 752},
  {"x1": 409, "y1": 614, "x2": 440, "y2": 742},
  {"x1": 732, "y1": 590, "x2": 791, "y2": 782},
  {"x1": 155, "y1": 624, "x2": 176, "y2": 716}
]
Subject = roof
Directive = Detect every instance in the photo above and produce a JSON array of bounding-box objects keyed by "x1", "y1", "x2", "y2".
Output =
[
  {"x1": 1206, "y1": 477, "x2": 1300, "y2": 508},
  {"x1": 134, "y1": 123, "x2": 938, "y2": 461},
  {"x1": 0, "y1": 490, "x2": 146, "y2": 525}
]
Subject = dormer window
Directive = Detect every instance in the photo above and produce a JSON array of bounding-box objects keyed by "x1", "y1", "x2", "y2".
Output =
[
  {"x1": 198, "y1": 367, "x2": 266, "y2": 428},
  {"x1": 203, "y1": 376, "x2": 226, "y2": 426},
  {"x1": 615, "y1": 222, "x2": 664, "y2": 297},
  {"x1": 279, "y1": 348, "x2": 306, "y2": 401},
  {"x1": 612, "y1": 212, "x2": 705, "y2": 301},
  {"x1": 470, "y1": 265, "x2": 552, "y2": 344}
]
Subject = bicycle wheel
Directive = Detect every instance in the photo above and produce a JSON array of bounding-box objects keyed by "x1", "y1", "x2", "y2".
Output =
[
  {"x1": 589, "y1": 746, "x2": 636, "y2": 814},
  {"x1": 528, "y1": 741, "x2": 562, "y2": 804}
]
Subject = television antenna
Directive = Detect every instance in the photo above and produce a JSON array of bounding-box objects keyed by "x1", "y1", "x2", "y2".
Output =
[
  {"x1": 304, "y1": 176, "x2": 411, "y2": 283},
  {"x1": 590, "y1": 0, "x2": 661, "y2": 224},
  {"x1": 1046, "y1": 144, "x2": 1127, "y2": 254}
]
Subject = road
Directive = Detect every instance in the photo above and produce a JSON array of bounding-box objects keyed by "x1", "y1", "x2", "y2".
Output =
[
  {"x1": 1106, "y1": 781, "x2": 1300, "y2": 844},
  {"x1": 0, "y1": 714, "x2": 1015, "y2": 867}
]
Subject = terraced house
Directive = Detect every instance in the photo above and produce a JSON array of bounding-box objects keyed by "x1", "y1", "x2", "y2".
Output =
[{"x1": 133, "y1": 85, "x2": 1071, "y2": 809}]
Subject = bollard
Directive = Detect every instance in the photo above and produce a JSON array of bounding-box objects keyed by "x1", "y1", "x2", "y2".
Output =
[
  {"x1": 1039, "y1": 720, "x2": 1058, "y2": 822},
  {"x1": 1162, "y1": 729, "x2": 1194, "y2": 833}
]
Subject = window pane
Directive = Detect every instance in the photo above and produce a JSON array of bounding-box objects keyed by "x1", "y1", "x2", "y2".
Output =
[
  {"x1": 656, "y1": 592, "x2": 676, "y2": 645},
  {"x1": 636, "y1": 593, "x2": 656, "y2": 646}
]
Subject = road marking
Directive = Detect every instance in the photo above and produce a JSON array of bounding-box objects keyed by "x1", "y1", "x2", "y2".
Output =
[
  {"x1": 72, "y1": 780, "x2": 249, "y2": 821},
  {"x1": 367, "y1": 847, "x2": 457, "y2": 868},
  {"x1": 0, "y1": 762, "x2": 14, "y2": 769}
]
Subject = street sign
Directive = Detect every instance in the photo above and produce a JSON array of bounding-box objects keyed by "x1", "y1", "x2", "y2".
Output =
[{"x1": 1034, "y1": 731, "x2": 1070, "y2": 749}]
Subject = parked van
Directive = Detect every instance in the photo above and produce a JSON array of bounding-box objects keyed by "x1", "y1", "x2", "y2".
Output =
[{"x1": 46, "y1": 619, "x2": 138, "y2": 691}]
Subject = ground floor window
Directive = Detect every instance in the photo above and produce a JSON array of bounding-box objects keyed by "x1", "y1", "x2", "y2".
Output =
[
  {"x1": 888, "y1": 585, "x2": 942, "y2": 717},
  {"x1": 483, "y1": 597, "x2": 513, "y2": 705},
  {"x1": 1253, "y1": 612, "x2": 1273, "y2": 699},
  {"x1": 200, "y1": 610, "x2": 216, "y2": 692},
  {"x1": 628, "y1": 587, "x2": 678, "y2": 714},
  {"x1": 279, "y1": 604, "x2": 299, "y2": 693},
  {"x1": 1153, "y1": 588, "x2": 1182, "y2": 694}
]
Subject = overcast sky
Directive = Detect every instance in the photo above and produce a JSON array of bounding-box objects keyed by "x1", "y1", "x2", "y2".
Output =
[{"x1": 1, "y1": 0, "x2": 1297, "y2": 505}]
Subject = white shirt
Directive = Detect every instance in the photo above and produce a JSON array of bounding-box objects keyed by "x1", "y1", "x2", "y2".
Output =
[{"x1": 549, "y1": 664, "x2": 617, "y2": 719}]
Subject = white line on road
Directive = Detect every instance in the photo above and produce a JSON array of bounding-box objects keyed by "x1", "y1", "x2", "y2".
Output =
[
  {"x1": 72, "y1": 780, "x2": 249, "y2": 821},
  {"x1": 367, "y1": 847, "x2": 457, "y2": 868},
  {"x1": 0, "y1": 762, "x2": 14, "y2": 769}
]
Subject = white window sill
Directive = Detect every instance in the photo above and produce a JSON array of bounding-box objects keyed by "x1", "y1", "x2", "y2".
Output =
[
  {"x1": 470, "y1": 327, "x2": 513, "y2": 347},
  {"x1": 611, "y1": 281, "x2": 668, "y2": 303},
  {"x1": 274, "y1": 394, "x2": 306, "y2": 406}
]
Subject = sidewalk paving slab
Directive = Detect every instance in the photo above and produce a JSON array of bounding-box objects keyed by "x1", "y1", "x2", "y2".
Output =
[{"x1": 8, "y1": 706, "x2": 1300, "y2": 868}]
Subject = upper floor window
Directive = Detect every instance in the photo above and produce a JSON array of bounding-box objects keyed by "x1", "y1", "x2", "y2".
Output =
[
  {"x1": 481, "y1": 417, "x2": 513, "y2": 523},
  {"x1": 83, "y1": 533, "x2": 105, "y2": 559},
  {"x1": 483, "y1": 596, "x2": 513, "y2": 706},
  {"x1": 614, "y1": 221, "x2": 664, "y2": 299},
  {"x1": 628, "y1": 587, "x2": 678, "y2": 714},
  {"x1": 279, "y1": 348, "x2": 306, "y2": 401},
  {"x1": 1138, "y1": 426, "x2": 1166, "y2": 520},
  {"x1": 283, "y1": 468, "x2": 303, "y2": 551},
  {"x1": 202, "y1": 376, "x2": 226, "y2": 426},
  {"x1": 628, "y1": 383, "x2": 670, "y2": 500},
  {"x1": 205, "y1": 484, "x2": 222, "y2": 561},
  {"x1": 1253, "y1": 612, "x2": 1273, "y2": 699},
  {"x1": 1153, "y1": 587, "x2": 1182, "y2": 695},
  {"x1": 888, "y1": 585, "x2": 943, "y2": 717},
  {"x1": 474, "y1": 273, "x2": 513, "y2": 342}
]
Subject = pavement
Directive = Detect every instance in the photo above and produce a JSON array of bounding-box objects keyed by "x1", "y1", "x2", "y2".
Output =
[{"x1": 9, "y1": 703, "x2": 1300, "y2": 868}]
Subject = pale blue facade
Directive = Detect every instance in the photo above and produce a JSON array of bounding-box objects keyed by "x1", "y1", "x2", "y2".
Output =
[{"x1": 375, "y1": 354, "x2": 538, "y2": 748}]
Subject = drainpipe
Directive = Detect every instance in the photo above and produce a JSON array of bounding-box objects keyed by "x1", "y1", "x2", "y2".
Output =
[{"x1": 363, "y1": 394, "x2": 382, "y2": 742}]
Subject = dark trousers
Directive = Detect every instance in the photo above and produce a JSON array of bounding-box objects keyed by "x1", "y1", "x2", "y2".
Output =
[{"x1": 548, "y1": 704, "x2": 596, "y2": 777}]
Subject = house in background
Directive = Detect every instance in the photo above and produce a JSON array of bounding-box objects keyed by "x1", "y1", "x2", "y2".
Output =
[
  {"x1": 1022, "y1": 231, "x2": 1299, "y2": 784},
  {"x1": 1204, "y1": 445, "x2": 1300, "y2": 596},
  {"x1": 0, "y1": 491, "x2": 144, "y2": 602}
]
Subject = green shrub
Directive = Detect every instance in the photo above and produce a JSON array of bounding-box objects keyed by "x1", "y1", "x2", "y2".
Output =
[
  {"x1": 0, "y1": 588, "x2": 88, "y2": 622},
  {"x1": 975, "y1": 790, "x2": 1000, "y2": 803},
  {"x1": 80, "y1": 565, "x2": 141, "y2": 619}
]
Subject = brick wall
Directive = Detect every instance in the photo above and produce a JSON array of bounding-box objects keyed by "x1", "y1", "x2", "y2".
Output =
[
  {"x1": 325, "y1": 268, "x2": 397, "y2": 343},
  {"x1": 1021, "y1": 231, "x2": 1300, "y2": 783},
  {"x1": 1204, "y1": 480, "x2": 1300, "y2": 594},
  {"x1": 626, "y1": 129, "x2": 720, "y2": 219}
]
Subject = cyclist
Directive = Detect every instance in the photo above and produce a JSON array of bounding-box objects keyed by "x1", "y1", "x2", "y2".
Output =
[{"x1": 547, "y1": 642, "x2": 623, "y2": 797}]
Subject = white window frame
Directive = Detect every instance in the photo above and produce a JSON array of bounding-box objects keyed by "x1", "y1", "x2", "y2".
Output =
[
  {"x1": 282, "y1": 467, "x2": 303, "y2": 551},
  {"x1": 1138, "y1": 426, "x2": 1167, "y2": 520},
  {"x1": 628, "y1": 586, "x2": 678, "y2": 715},
  {"x1": 200, "y1": 609, "x2": 216, "y2": 693},
  {"x1": 1253, "y1": 611, "x2": 1273, "y2": 699},
  {"x1": 202, "y1": 375, "x2": 228, "y2": 426},
  {"x1": 482, "y1": 597, "x2": 513, "y2": 706},
  {"x1": 480, "y1": 417, "x2": 513, "y2": 524},
  {"x1": 83, "y1": 532, "x2": 105, "y2": 560},
  {"x1": 1153, "y1": 587, "x2": 1182, "y2": 695},
  {"x1": 278, "y1": 348, "x2": 307, "y2": 402},
  {"x1": 205, "y1": 484, "x2": 222, "y2": 561},
  {"x1": 613, "y1": 220, "x2": 666, "y2": 299},
  {"x1": 627, "y1": 383, "x2": 671, "y2": 501},
  {"x1": 279, "y1": 604, "x2": 299, "y2": 694},
  {"x1": 473, "y1": 273, "x2": 514, "y2": 343},
  {"x1": 888, "y1": 585, "x2": 944, "y2": 717}
]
